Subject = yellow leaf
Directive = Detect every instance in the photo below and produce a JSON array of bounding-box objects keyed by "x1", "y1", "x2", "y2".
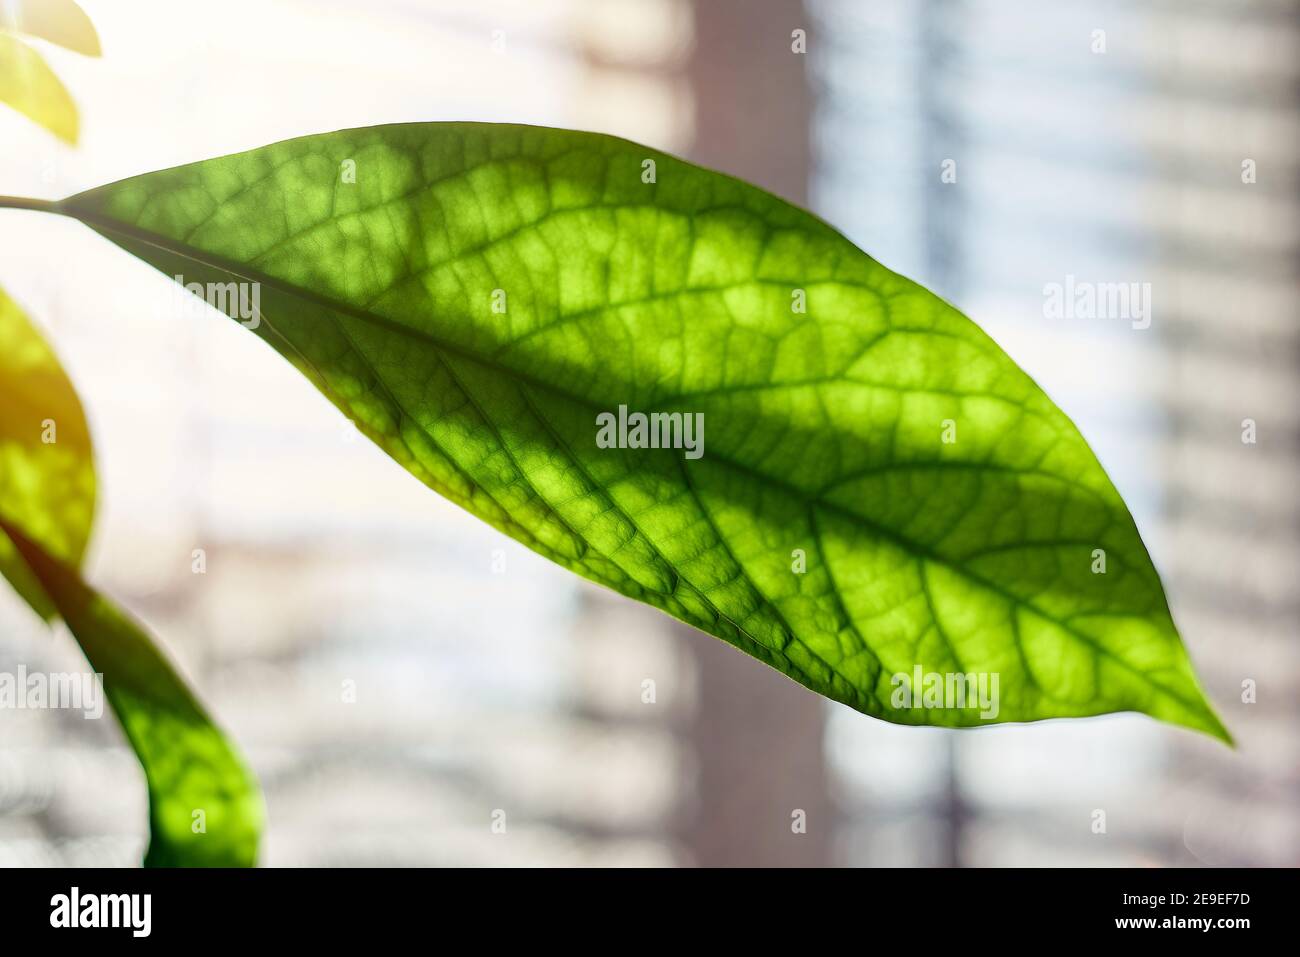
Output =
[
  {"x1": 0, "y1": 0, "x2": 101, "y2": 56},
  {"x1": 0, "y1": 32, "x2": 78, "y2": 142},
  {"x1": 0, "y1": 284, "x2": 96, "y2": 618}
]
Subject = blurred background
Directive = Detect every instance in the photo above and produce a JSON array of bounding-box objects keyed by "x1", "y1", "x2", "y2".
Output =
[{"x1": 0, "y1": 0, "x2": 1296, "y2": 866}]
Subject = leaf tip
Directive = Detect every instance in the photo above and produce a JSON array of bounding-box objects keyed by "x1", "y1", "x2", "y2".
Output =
[
  {"x1": 1202, "y1": 708, "x2": 1235, "y2": 748},
  {"x1": 1167, "y1": 694, "x2": 1234, "y2": 748}
]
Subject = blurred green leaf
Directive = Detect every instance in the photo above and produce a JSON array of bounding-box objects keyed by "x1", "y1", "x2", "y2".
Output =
[
  {"x1": 0, "y1": 0, "x2": 101, "y2": 56},
  {"x1": 0, "y1": 285, "x2": 262, "y2": 866},
  {"x1": 57, "y1": 122, "x2": 1226, "y2": 740},
  {"x1": 0, "y1": 0, "x2": 262, "y2": 868},
  {"x1": 0, "y1": 283, "x2": 94, "y2": 618},
  {"x1": 0, "y1": 32, "x2": 77, "y2": 142},
  {"x1": 1, "y1": 520, "x2": 264, "y2": 867}
]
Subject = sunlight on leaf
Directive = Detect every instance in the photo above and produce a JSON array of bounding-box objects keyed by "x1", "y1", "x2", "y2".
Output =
[
  {"x1": 1, "y1": 521, "x2": 265, "y2": 867},
  {"x1": 0, "y1": 286, "x2": 263, "y2": 865},
  {"x1": 0, "y1": 283, "x2": 94, "y2": 618},
  {"x1": 58, "y1": 122, "x2": 1229, "y2": 741},
  {"x1": 0, "y1": 32, "x2": 77, "y2": 142}
]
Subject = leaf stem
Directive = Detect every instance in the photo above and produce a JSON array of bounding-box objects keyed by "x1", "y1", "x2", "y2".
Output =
[{"x1": 0, "y1": 196, "x2": 63, "y2": 215}]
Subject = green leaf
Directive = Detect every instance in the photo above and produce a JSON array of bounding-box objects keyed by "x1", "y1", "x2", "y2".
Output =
[
  {"x1": 0, "y1": 32, "x2": 77, "y2": 143},
  {"x1": 0, "y1": 285, "x2": 262, "y2": 865},
  {"x1": 0, "y1": 283, "x2": 94, "y2": 619},
  {"x1": 56, "y1": 122, "x2": 1228, "y2": 741},
  {"x1": 1, "y1": 520, "x2": 264, "y2": 866},
  {"x1": 0, "y1": 0, "x2": 101, "y2": 57}
]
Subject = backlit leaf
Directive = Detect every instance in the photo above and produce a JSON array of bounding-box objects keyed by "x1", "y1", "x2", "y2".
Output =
[
  {"x1": 0, "y1": 283, "x2": 93, "y2": 618},
  {"x1": 0, "y1": 32, "x2": 77, "y2": 142},
  {"x1": 57, "y1": 123, "x2": 1228, "y2": 740},
  {"x1": 0, "y1": 0, "x2": 101, "y2": 57},
  {"x1": 0, "y1": 285, "x2": 262, "y2": 866},
  {"x1": 1, "y1": 520, "x2": 264, "y2": 867}
]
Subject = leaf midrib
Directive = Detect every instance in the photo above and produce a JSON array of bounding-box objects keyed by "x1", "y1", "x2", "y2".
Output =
[{"x1": 69, "y1": 205, "x2": 1205, "y2": 720}]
